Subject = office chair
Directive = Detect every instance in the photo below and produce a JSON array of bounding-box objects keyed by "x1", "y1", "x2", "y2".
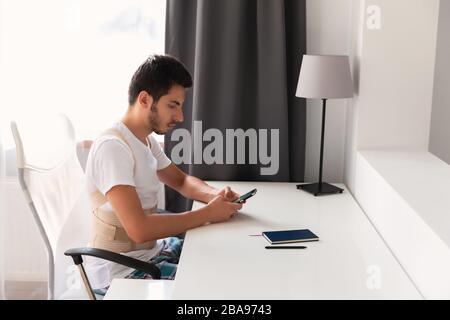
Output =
[{"x1": 11, "y1": 114, "x2": 161, "y2": 300}]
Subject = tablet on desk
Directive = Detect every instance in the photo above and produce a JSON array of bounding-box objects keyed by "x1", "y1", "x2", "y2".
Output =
[{"x1": 262, "y1": 229, "x2": 319, "y2": 244}]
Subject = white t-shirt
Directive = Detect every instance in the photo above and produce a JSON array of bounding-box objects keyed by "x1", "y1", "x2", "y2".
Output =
[{"x1": 84, "y1": 121, "x2": 171, "y2": 289}]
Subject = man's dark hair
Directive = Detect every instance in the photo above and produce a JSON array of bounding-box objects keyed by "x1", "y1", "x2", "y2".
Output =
[{"x1": 128, "y1": 54, "x2": 192, "y2": 105}]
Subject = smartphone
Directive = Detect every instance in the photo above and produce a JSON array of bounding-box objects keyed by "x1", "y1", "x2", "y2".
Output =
[{"x1": 233, "y1": 188, "x2": 257, "y2": 203}]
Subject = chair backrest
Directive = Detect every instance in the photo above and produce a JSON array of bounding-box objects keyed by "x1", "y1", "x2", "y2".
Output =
[
  {"x1": 10, "y1": 114, "x2": 90, "y2": 299},
  {"x1": 76, "y1": 140, "x2": 93, "y2": 172}
]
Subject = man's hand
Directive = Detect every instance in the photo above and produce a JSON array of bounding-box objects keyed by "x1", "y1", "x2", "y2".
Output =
[
  {"x1": 203, "y1": 194, "x2": 243, "y2": 223},
  {"x1": 158, "y1": 164, "x2": 242, "y2": 205},
  {"x1": 217, "y1": 186, "x2": 241, "y2": 202}
]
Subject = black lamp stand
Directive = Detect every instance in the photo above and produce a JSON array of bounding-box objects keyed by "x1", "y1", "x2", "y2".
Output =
[{"x1": 297, "y1": 98, "x2": 344, "y2": 196}]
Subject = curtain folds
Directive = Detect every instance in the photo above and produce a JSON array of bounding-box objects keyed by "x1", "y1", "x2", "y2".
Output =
[{"x1": 164, "y1": 0, "x2": 307, "y2": 212}]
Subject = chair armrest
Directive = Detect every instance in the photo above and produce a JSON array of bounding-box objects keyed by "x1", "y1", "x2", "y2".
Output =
[{"x1": 65, "y1": 247, "x2": 161, "y2": 279}]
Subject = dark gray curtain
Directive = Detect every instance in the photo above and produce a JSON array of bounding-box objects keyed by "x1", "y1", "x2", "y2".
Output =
[{"x1": 164, "y1": 0, "x2": 306, "y2": 212}]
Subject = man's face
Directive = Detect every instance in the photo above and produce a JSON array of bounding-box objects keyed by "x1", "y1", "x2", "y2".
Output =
[{"x1": 147, "y1": 84, "x2": 186, "y2": 135}]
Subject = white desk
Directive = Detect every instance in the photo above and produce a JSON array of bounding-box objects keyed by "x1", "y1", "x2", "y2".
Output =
[
  {"x1": 172, "y1": 181, "x2": 421, "y2": 299},
  {"x1": 104, "y1": 279, "x2": 174, "y2": 300},
  {"x1": 105, "y1": 181, "x2": 422, "y2": 300},
  {"x1": 356, "y1": 150, "x2": 450, "y2": 298}
]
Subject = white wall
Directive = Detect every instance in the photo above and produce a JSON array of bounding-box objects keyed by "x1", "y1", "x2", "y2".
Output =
[
  {"x1": 344, "y1": 0, "x2": 365, "y2": 193},
  {"x1": 305, "y1": 0, "x2": 354, "y2": 183},
  {"x1": 344, "y1": 0, "x2": 440, "y2": 193},
  {"x1": 429, "y1": 0, "x2": 450, "y2": 165},
  {"x1": 307, "y1": 0, "x2": 441, "y2": 190},
  {"x1": 2, "y1": 178, "x2": 48, "y2": 282},
  {"x1": 344, "y1": 1, "x2": 444, "y2": 297},
  {"x1": 357, "y1": 0, "x2": 439, "y2": 150}
]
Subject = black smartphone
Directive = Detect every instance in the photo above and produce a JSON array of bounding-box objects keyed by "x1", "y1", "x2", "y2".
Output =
[{"x1": 233, "y1": 188, "x2": 257, "y2": 203}]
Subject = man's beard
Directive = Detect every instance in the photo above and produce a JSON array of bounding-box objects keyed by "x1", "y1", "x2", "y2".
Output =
[{"x1": 149, "y1": 102, "x2": 165, "y2": 134}]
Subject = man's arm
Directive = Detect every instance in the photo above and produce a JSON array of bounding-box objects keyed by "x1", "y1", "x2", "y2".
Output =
[
  {"x1": 157, "y1": 163, "x2": 221, "y2": 203},
  {"x1": 106, "y1": 184, "x2": 241, "y2": 242}
]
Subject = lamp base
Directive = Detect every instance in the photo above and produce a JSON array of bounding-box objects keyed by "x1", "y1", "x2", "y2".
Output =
[{"x1": 296, "y1": 182, "x2": 344, "y2": 196}]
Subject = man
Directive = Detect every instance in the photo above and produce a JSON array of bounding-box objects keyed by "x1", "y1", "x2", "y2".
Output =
[{"x1": 84, "y1": 55, "x2": 243, "y2": 294}]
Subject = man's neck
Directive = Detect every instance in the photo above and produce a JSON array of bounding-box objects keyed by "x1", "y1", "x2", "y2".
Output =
[{"x1": 121, "y1": 114, "x2": 152, "y2": 146}]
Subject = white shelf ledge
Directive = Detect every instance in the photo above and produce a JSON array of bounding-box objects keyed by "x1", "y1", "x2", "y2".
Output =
[{"x1": 354, "y1": 150, "x2": 450, "y2": 299}]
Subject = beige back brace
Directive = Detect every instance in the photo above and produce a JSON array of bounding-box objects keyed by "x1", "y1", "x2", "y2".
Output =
[{"x1": 88, "y1": 129, "x2": 156, "y2": 253}]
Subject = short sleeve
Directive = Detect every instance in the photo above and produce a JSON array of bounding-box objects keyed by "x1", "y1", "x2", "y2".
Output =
[
  {"x1": 90, "y1": 138, "x2": 136, "y2": 195},
  {"x1": 149, "y1": 135, "x2": 172, "y2": 170}
]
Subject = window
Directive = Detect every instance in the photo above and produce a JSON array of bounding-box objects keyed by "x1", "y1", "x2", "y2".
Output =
[{"x1": 0, "y1": 0, "x2": 167, "y2": 149}]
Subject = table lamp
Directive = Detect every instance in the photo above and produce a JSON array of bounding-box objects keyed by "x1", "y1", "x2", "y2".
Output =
[{"x1": 296, "y1": 54, "x2": 353, "y2": 196}]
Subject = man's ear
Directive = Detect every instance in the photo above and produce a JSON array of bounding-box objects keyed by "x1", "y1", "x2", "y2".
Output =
[{"x1": 137, "y1": 91, "x2": 154, "y2": 109}]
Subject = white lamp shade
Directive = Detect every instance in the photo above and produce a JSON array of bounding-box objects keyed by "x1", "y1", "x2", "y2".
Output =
[{"x1": 296, "y1": 55, "x2": 353, "y2": 99}]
